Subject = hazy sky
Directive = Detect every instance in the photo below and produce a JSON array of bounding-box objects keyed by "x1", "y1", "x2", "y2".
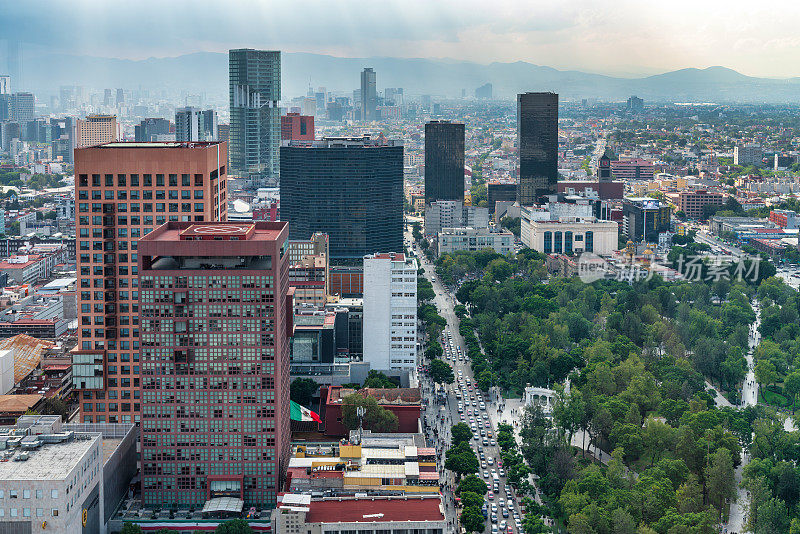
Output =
[{"x1": 5, "y1": 0, "x2": 800, "y2": 77}]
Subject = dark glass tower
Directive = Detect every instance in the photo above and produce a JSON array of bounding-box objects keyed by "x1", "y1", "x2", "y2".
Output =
[
  {"x1": 360, "y1": 68, "x2": 377, "y2": 121},
  {"x1": 229, "y1": 49, "x2": 281, "y2": 187},
  {"x1": 280, "y1": 137, "x2": 403, "y2": 260},
  {"x1": 424, "y1": 120, "x2": 465, "y2": 205},
  {"x1": 517, "y1": 92, "x2": 558, "y2": 205}
]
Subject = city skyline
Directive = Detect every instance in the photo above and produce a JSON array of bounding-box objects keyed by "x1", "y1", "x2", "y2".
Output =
[{"x1": 5, "y1": 1, "x2": 800, "y2": 78}]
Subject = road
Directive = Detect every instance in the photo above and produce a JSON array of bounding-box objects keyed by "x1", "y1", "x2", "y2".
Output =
[{"x1": 414, "y1": 237, "x2": 526, "y2": 534}]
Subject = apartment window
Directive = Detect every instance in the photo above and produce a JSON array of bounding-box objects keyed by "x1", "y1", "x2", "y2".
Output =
[
  {"x1": 51, "y1": 490, "x2": 58, "y2": 499},
  {"x1": 156, "y1": 174, "x2": 165, "y2": 186},
  {"x1": 22, "y1": 490, "x2": 29, "y2": 499},
  {"x1": 169, "y1": 174, "x2": 178, "y2": 186},
  {"x1": 182, "y1": 174, "x2": 191, "y2": 186}
]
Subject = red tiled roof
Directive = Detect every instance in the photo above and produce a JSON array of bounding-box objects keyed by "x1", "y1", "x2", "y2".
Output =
[{"x1": 303, "y1": 497, "x2": 444, "y2": 524}]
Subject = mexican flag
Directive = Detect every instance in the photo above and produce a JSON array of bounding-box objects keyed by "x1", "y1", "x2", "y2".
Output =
[{"x1": 290, "y1": 401, "x2": 322, "y2": 423}]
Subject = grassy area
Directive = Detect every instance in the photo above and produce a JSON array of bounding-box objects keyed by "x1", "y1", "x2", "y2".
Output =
[{"x1": 759, "y1": 385, "x2": 799, "y2": 410}]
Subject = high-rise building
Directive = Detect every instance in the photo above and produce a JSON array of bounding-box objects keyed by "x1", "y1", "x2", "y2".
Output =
[
  {"x1": 627, "y1": 95, "x2": 644, "y2": 112},
  {"x1": 50, "y1": 117, "x2": 77, "y2": 163},
  {"x1": 424, "y1": 120, "x2": 465, "y2": 205},
  {"x1": 71, "y1": 141, "x2": 229, "y2": 425},
  {"x1": 280, "y1": 137, "x2": 403, "y2": 260},
  {"x1": 384, "y1": 87, "x2": 403, "y2": 106},
  {"x1": 281, "y1": 112, "x2": 314, "y2": 141},
  {"x1": 0, "y1": 75, "x2": 10, "y2": 95},
  {"x1": 76, "y1": 115, "x2": 118, "y2": 148},
  {"x1": 7, "y1": 41, "x2": 21, "y2": 91},
  {"x1": 475, "y1": 83, "x2": 492, "y2": 99},
  {"x1": 517, "y1": 92, "x2": 559, "y2": 205},
  {"x1": 175, "y1": 107, "x2": 218, "y2": 142},
  {"x1": 103, "y1": 89, "x2": 113, "y2": 107},
  {"x1": 138, "y1": 221, "x2": 292, "y2": 509},
  {"x1": 363, "y1": 252, "x2": 417, "y2": 372},
  {"x1": 622, "y1": 197, "x2": 672, "y2": 241},
  {"x1": 360, "y1": 67, "x2": 377, "y2": 121},
  {"x1": 734, "y1": 143, "x2": 763, "y2": 167},
  {"x1": 115, "y1": 88, "x2": 124, "y2": 105},
  {"x1": 9, "y1": 92, "x2": 34, "y2": 122},
  {"x1": 229, "y1": 49, "x2": 281, "y2": 187},
  {"x1": 134, "y1": 118, "x2": 172, "y2": 142}
]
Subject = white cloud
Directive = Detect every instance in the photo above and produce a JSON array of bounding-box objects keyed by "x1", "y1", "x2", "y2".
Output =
[{"x1": 4, "y1": 0, "x2": 800, "y2": 76}]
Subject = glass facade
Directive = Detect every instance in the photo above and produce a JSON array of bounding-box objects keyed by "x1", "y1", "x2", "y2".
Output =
[
  {"x1": 517, "y1": 92, "x2": 558, "y2": 205},
  {"x1": 424, "y1": 121, "x2": 465, "y2": 205},
  {"x1": 229, "y1": 49, "x2": 281, "y2": 186},
  {"x1": 280, "y1": 139, "x2": 404, "y2": 260}
]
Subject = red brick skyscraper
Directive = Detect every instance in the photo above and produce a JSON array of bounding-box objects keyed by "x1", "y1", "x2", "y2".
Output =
[
  {"x1": 138, "y1": 221, "x2": 292, "y2": 509},
  {"x1": 72, "y1": 141, "x2": 228, "y2": 424}
]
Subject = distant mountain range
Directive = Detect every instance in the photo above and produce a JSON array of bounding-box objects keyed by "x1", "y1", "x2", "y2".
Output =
[{"x1": 20, "y1": 51, "x2": 800, "y2": 103}]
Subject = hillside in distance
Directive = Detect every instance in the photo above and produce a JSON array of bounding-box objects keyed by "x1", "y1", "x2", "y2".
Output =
[{"x1": 21, "y1": 51, "x2": 800, "y2": 103}]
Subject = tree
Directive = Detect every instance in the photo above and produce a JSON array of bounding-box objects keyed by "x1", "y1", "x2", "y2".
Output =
[
  {"x1": 675, "y1": 474, "x2": 704, "y2": 514},
  {"x1": 424, "y1": 342, "x2": 443, "y2": 361},
  {"x1": 705, "y1": 448, "x2": 735, "y2": 516},
  {"x1": 784, "y1": 371, "x2": 800, "y2": 414},
  {"x1": 215, "y1": 519, "x2": 254, "y2": 534},
  {"x1": 642, "y1": 416, "x2": 676, "y2": 467},
  {"x1": 36, "y1": 396, "x2": 70, "y2": 421},
  {"x1": 458, "y1": 474, "x2": 488, "y2": 495},
  {"x1": 290, "y1": 378, "x2": 319, "y2": 407},
  {"x1": 429, "y1": 359, "x2": 454, "y2": 384},
  {"x1": 460, "y1": 490, "x2": 484, "y2": 509},
  {"x1": 341, "y1": 394, "x2": 399, "y2": 432},
  {"x1": 755, "y1": 359, "x2": 778, "y2": 394},
  {"x1": 451, "y1": 422, "x2": 473, "y2": 446},
  {"x1": 553, "y1": 388, "x2": 585, "y2": 447},
  {"x1": 445, "y1": 445, "x2": 479, "y2": 479},
  {"x1": 460, "y1": 505, "x2": 486, "y2": 533},
  {"x1": 121, "y1": 524, "x2": 143, "y2": 534},
  {"x1": 477, "y1": 369, "x2": 494, "y2": 391},
  {"x1": 363, "y1": 370, "x2": 398, "y2": 388}
]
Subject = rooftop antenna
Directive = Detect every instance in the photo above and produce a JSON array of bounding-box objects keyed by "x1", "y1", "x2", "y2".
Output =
[{"x1": 356, "y1": 406, "x2": 366, "y2": 444}]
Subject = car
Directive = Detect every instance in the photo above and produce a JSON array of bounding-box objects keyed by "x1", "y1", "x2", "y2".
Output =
[
  {"x1": 491, "y1": 525, "x2": 498, "y2": 534},
  {"x1": 507, "y1": 527, "x2": 514, "y2": 534},
  {"x1": 503, "y1": 509, "x2": 509, "y2": 518},
  {"x1": 491, "y1": 504, "x2": 497, "y2": 513},
  {"x1": 487, "y1": 457, "x2": 494, "y2": 465},
  {"x1": 481, "y1": 461, "x2": 487, "y2": 469},
  {"x1": 497, "y1": 499, "x2": 504, "y2": 508},
  {"x1": 499, "y1": 468, "x2": 505, "y2": 477},
  {"x1": 500, "y1": 520, "x2": 507, "y2": 530},
  {"x1": 490, "y1": 438, "x2": 497, "y2": 446},
  {"x1": 483, "y1": 438, "x2": 489, "y2": 446},
  {"x1": 485, "y1": 421, "x2": 491, "y2": 428},
  {"x1": 483, "y1": 471, "x2": 489, "y2": 479},
  {"x1": 487, "y1": 491, "x2": 494, "y2": 500},
  {"x1": 491, "y1": 514, "x2": 498, "y2": 524}
]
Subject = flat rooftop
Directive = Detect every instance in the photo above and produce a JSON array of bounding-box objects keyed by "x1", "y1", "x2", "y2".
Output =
[
  {"x1": 0, "y1": 433, "x2": 100, "y2": 481},
  {"x1": 95, "y1": 142, "x2": 222, "y2": 149},
  {"x1": 301, "y1": 495, "x2": 444, "y2": 524},
  {"x1": 141, "y1": 221, "x2": 287, "y2": 244}
]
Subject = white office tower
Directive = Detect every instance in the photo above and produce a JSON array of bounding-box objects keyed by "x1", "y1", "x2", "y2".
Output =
[{"x1": 363, "y1": 252, "x2": 418, "y2": 372}]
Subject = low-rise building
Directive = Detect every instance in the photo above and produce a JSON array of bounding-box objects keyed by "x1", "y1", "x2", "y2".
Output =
[
  {"x1": 611, "y1": 158, "x2": 654, "y2": 180},
  {"x1": 0, "y1": 416, "x2": 104, "y2": 532},
  {"x1": 522, "y1": 217, "x2": 618, "y2": 255},
  {"x1": 286, "y1": 430, "x2": 436, "y2": 493},
  {"x1": 322, "y1": 387, "x2": 422, "y2": 437},
  {"x1": 437, "y1": 227, "x2": 514, "y2": 256},
  {"x1": 272, "y1": 493, "x2": 445, "y2": 534},
  {"x1": 677, "y1": 189, "x2": 724, "y2": 220}
]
